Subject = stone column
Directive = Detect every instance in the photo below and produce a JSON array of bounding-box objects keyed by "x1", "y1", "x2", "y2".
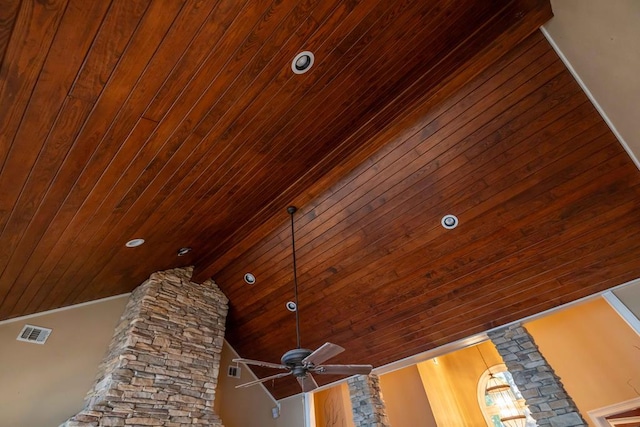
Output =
[
  {"x1": 488, "y1": 323, "x2": 588, "y2": 427},
  {"x1": 61, "y1": 267, "x2": 228, "y2": 427},
  {"x1": 347, "y1": 374, "x2": 391, "y2": 427}
]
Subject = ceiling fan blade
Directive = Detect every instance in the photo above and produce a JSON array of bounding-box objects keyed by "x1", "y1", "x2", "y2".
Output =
[
  {"x1": 233, "y1": 358, "x2": 288, "y2": 370},
  {"x1": 297, "y1": 374, "x2": 319, "y2": 392},
  {"x1": 302, "y1": 342, "x2": 345, "y2": 366},
  {"x1": 314, "y1": 364, "x2": 373, "y2": 375},
  {"x1": 235, "y1": 371, "x2": 292, "y2": 389}
]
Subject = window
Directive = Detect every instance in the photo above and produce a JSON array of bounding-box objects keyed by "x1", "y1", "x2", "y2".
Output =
[{"x1": 478, "y1": 364, "x2": 538, "y2": 427}]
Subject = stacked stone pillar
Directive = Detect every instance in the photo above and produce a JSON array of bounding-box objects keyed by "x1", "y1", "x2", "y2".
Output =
[
  {"x1": 347, "y1": 374, "x2": 391, "y2": 427},
  {"x1": 61, "y1": 267, "x2": 228, "y2": 427},
  {"x1": 488, "y1": 323, "x2": 587, "y2": 427}
]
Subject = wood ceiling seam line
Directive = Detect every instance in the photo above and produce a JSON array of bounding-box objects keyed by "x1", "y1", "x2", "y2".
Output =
[
  {"x1": 6, "y1": 0, "x2": 639, "y2": 401},
  {"x1": 57, "y1": 0, "x2": 416, "y2": 308},
  {"x1": 222, "y1": 68, "x2": 588, "y2": 300},
  {"x1": 0, "y1": 0, "x2": 210, "y2": 314},
  {"x1": 57, "y1": 0, "x2": 378, "y2": 308},
  {"x1": 196, "y1": 0, "x2": 556, "y2": 280},
  {"x1": 196, "y1": 5, "x2": 540, "y2": 280},
  {"x1": 159, "y1": 0, "x2": 430, "y2": 247},
  {"x1": 224, "y1": 109, "x2": 616, "y2": 332},
  {"x1": 8, "y1": 0, "x2": 276, "y2": 310},
  {"x1": 0, "y1": 0, "x2": 188, "y2": 314},
  {"x1": 215, "y1": 36, "x2": 554, "y2": 280},
  {"x1": 220, "y1": 92, "x2": 600, "y2": 298},
  {"x1": 53, "y1": 0, "x2": 312, "y2": 302},
  {"x1": 334, "y1": 207, "x2": 640, "y2": 350}
]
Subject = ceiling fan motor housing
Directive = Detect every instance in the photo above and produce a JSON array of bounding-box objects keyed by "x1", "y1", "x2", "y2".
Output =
[{"x1": 281, "y1": 348, "x2": 313, "y2": 377}]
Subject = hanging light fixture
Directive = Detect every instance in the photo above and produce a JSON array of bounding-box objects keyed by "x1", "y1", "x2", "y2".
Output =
[
  {"x1": 485, "y1": 375, "x2": 527, "y2": 427},
  {"x1": 477, "y1": 345, "x2": 529, "y2": 427}
]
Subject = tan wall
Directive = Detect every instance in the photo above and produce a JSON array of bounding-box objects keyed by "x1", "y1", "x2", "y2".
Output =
[
  {"x1": 276, "y1": 394, "x2": 306, "y2": 427},
  {"x1": 0, "y1": 296, "x2": 128, "y2": 427},
  {"x1": 379, "y1": 365, "x2": 437, "y2": 427},
  {"x1": 525, "y1": 297, "x2": 640, "y2": 426},
  {"x1": 214, "y1": 341, "x2": 281, "y2": 427},
  {"x1": 314, "y1": 383, "x2": 355, "y2": 427},
  {"x1": 417, "y1": 341, "x2": 503, "y2": 427},
  {"x1": 544, "y1": 0, "x2": 640, "y2": 161}
]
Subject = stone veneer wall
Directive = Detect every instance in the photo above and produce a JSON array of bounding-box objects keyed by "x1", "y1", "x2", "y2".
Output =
[
  {"x1": 347, "y1": 374, "x2": 391, "y2": 427},
  {"x1": 61, "y1": 267, "x2": 228, "y2": 427},
  {"x1": 488, "y1": 323, "x2": 587, "y2": 427}
]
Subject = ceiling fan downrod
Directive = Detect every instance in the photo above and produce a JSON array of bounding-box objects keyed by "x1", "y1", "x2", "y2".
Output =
[{"x1": 287, "y1": 206, "x2": 301, "y2": 350}]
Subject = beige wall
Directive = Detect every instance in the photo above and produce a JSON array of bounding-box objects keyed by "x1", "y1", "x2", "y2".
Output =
[
  {"x1": 525, "y1": 297, "x2": 640, "y2": 426},
  {"x1": 417, "y1": 341, "x2": 503, "y2": 427},
  {"x1": 0, "y1": 294, "x2": 301, "y2": 427},
  {"x1": 276, "y1": 394, "x2": 306, "y2": 427},
  {"x1": 215, "y1": 341, "x2": 281, "y2": 427},
  {"x1": 216, "y1": 341, "x2": 306, "y2": 427},
  {"x1": 0, "y1": 295, "x2": 128, "y2": 427},
  {"x1": 379, "y1": 365, "x2": 437, "y2": 427},
  {"x1": 544, "y1": 0, "x2": 640, "y2": 165}
]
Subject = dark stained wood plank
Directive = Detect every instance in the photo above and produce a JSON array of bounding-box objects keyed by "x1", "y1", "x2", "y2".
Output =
[
  {"x1": 214, "y1": 34, "x2": 554, "y2": 280},
  {"x1": 52, "y1": 0, "x2": 385, "y2": 306},
  {"x1": 0, "y1": 0, "x2": 20, "y2": 65},
  {"x1": 69, "y1": 0, "x2": 150, "y2": 102},
  {"x1": 172, "y1": 0, "x2": 509, "y2": 244},
  {"x1": 3, "y1": 0, "x2": 234, "y2": 316},
  {"x1": 194, "y1": 0, "x2": 554, "y2": 279},
  {"x1": 5, "y1": 0, "x2": 637, "y2": 402},
  {"x1": 218, "y1": 49, "x2": 569, "y2": 293},
  {"x1": 216, "y1": 46, "x2": 580, "y2": 307},
  {"x1": 57, "y1": 0, "x2": 340, "y2": 306},
  {"x1": 142, "y1": 0, "x2": 274, "y2": 121},
  {"x1": 2, "y1": 0, "x2": 230, "y2": 316},
  {"x1": 210, "y1": 31, "x2": 640, "y2": 398},
  {"x1": 6, "y1": 116, "x2": 157, "y2": 317},
  {"x1": 0, "y1": 0, "x2": 187, "y2": 315},
  {"x1": 341, "y1": 181, "x2": 640, "y2": 352},
  {"x1": 0, "y1": 0, "x2": 68, "y2": 169},
  {"x1": 226, "y1": 131, "x2": 627, "y2": 347},
  {"x1": 0, "y1": 0, "x2": 112, "y2": 275}
]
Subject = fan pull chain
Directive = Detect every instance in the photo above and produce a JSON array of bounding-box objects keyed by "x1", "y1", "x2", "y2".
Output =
[{"x1": 288, "y1": 206, "x2": 301, "y2": 349}]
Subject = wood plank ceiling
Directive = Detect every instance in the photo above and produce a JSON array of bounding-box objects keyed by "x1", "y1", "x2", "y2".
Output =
[
  {"x1": 3, "y1": 0, "x2": 640, "y2": 400},
  {"x1": 216, "y1": 28, "x2": 640, "y2": 399}
]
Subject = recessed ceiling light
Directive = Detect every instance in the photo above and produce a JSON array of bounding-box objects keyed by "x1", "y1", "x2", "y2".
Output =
[
  {"x1": 125, "y1": 238, "x2": 145, "y2": 248},
  {"x1": 441, "y1": 215, "x2": 459, "y2": 229},
  {"x1": 177, "y1": 247, "x2": 192, "y2": 256},
  {"x1": 286, "y1": 301, "x2": 297, "y2": 312},
  {"x1": 244, "y1": 273, "x2": 256, "y2": 285},
  {"x1": 291, "y1": 51, "x2": 314, "y2": 74}
]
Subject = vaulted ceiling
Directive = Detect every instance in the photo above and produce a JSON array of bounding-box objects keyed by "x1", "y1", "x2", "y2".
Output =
[{"x1": 1, "y1": 0, "x2": 639, "y2": 400}]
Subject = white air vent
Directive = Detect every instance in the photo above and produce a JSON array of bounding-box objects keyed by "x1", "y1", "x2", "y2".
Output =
[
  {"x1": 227, "y1": 365, "x2": 241, "y2": 378},
  {"x1": 16, "y1": 325, "x2": 52, "y2": 344}
]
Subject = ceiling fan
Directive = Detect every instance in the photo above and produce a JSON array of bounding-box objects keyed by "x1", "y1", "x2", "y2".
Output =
[{"x1": 233, "y1": 206, "x2": 373, "y2": 392}]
